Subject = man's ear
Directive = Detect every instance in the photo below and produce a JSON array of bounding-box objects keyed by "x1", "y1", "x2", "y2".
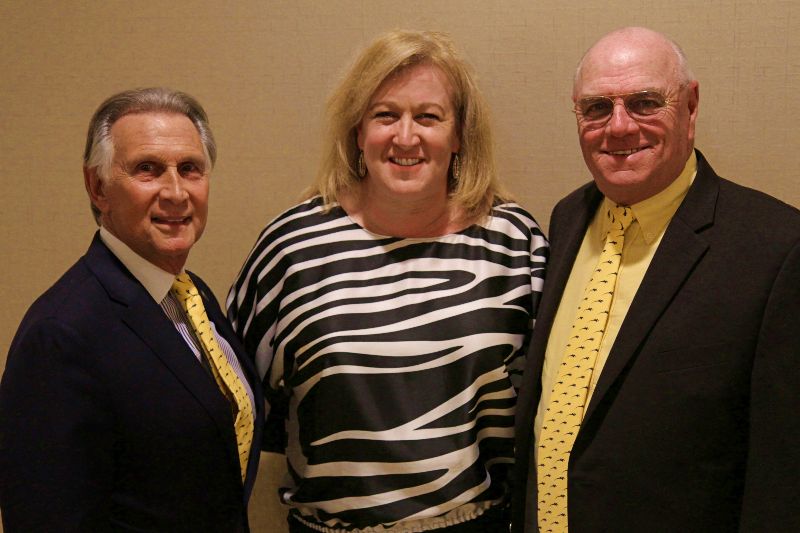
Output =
[
  {"x1": 687, "y1": 80, "x2": 700, "y2": 120},
  {"x1": 685, "y1": 80, "x2": 700, "y2": 146},
  {"x1": 84, "y1": 166, "x2": 108, "y2": 216}
]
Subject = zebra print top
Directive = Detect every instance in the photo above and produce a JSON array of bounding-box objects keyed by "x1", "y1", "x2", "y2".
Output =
[{"x1": 227, "y1": 197, "x2": 548, "y2": 532}]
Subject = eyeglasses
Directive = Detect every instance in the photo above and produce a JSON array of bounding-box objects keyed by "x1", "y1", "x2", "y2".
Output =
[{"x1": 574, "y1": 90, "x2": 676, "y2": 130}]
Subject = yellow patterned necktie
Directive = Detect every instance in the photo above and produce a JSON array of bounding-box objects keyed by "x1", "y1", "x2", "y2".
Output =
[
  {"x1": 537, "y1": 204, "x2": 635, "y2": 532},
  {"x1": 171, "y1": 273, "x2": 253, "y2": 482}
]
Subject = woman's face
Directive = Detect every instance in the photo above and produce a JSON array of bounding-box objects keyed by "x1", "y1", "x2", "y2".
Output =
[{"x1": 357, "y1": 63, "x2": 460, "y2": 204}]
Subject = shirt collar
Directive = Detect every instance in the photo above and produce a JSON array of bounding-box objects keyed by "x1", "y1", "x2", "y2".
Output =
[
  {"x1": 99, "y1": 227, "x2": 179, "y2": 303},
  {"x1": 601, "y1": 150, "x2": 697, "y2": 244}
]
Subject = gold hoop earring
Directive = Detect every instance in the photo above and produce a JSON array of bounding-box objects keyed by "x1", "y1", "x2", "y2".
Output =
[
  {"x1": 451, "y1": 153, "x2": 461, "y2": 182},
  {"x1": 357, "y1": 151, "x2": 367, "y2": 178}
]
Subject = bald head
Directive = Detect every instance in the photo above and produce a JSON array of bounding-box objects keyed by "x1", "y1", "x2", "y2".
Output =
[{"x1": 574, "y1": 27, "x2": 694, "y2": 99}]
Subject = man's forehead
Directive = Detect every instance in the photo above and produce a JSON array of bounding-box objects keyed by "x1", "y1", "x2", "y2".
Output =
[
  {"x1": 110, "y1": 112, "x2": 203, "y2": 153},
  {"x1": 576, "y1": 41, "x2": 678, "y2": 96},
  {"x1": 111, "y1": 111, "x2": 194, "y2": 133}
]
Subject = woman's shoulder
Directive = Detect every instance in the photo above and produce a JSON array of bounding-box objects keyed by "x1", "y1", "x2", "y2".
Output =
[
  {"x1": 486, "y1": 201, "x2": 546, "y2": 239},
  {"x1": 230, "y1": 197, "x2": 352, "y2": 299},
  {"x1": 266, "y1": 195, "x2": 330, "y2": 226},
  {"x1": 255, "y1": 196, "x2": 348, "y2": 242},
  {"x1": 491, "y1": 200, "x2": 538, "y2": 220}
]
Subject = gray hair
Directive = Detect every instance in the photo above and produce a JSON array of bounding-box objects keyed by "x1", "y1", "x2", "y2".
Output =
[{"x1": 84, "y1": 87, "x2": 216, "y2": 223}]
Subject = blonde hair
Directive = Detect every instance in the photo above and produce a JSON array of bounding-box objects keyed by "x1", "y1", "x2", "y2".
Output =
[{"x1": 309, "y1": 30, "x2": 509, "y2": 221}]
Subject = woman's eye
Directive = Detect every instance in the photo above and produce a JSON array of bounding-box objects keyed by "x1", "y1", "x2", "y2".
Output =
[{"x1": 417, "y1": 113, "x2": 440, "y2": 122}]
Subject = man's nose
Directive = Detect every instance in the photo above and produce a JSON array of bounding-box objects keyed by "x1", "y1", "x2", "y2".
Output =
[
  {"x1": 606, "y1": 100, "x2": 638, "y2": 136},
  {"x1": 159, "y1": 167, "x2": 189, "y2": 201}
]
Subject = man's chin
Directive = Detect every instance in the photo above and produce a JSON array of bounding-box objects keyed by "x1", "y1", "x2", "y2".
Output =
[{"x1": 594, "y1": 173, "x2": 653, "y2": 205}]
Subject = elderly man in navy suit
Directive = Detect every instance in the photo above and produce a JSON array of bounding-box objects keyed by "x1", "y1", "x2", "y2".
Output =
[
  {"x1": 513, "y1": 27, "x2": 800, "y2": 532},
  {"x1": 0, "y1": 88, "x2": 263, "y2": 532}
]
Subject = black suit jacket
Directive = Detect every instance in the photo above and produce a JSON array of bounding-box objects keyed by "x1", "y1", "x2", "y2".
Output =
[
  {"x1": 0, "y1": 234, "x2": 264, "y2": 532},
  {"x1": 512, "y1": 151, "x2": 800, "y2": 532}
]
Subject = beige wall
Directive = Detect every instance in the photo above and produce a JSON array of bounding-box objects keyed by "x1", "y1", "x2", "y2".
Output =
[{"x1": 1, "y1": 1, "x2": 799, "y2": 530}]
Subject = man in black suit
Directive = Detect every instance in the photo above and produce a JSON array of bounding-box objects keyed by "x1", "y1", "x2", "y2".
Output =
[
  {"x1": 513, "y1": 27, "x2": 800, "y2": 532},
  {"x1": 0, "y1": 88, "x2": 263, "y2": 532}
]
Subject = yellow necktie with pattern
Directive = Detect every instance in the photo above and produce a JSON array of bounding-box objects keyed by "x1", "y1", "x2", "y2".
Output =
[
  {"x1": 171, "y1": 273, "x2": 253, "y2": 482},
  {"x1": 537, "y1": 204, "x2": 635, "y2": 532}
]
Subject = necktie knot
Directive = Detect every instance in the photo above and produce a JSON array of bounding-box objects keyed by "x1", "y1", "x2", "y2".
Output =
[
  {"x1": 171, "y1": 272, "x2": 198, "y2": 303},
  {"x1": 608, "y1": 204, "x2": 635, "y2": 234}
]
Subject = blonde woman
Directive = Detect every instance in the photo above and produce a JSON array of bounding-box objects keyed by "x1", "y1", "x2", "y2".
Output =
[{"x1": 228, "y1": 30, "x2": 547, "y2": 533}]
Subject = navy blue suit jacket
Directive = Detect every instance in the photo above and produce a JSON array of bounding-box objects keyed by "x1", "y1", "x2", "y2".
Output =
[
  {"x1": 512, "y1": 151, "x2": 800, "y2": 532},
  {"x1": 0, "y1": 234, "x2": 263, "y2": 532}
]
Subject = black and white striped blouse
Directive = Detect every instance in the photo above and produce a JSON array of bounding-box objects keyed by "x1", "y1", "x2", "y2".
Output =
[{"x1": 228, "y1": 197, "x2": 547, "y2": 532}]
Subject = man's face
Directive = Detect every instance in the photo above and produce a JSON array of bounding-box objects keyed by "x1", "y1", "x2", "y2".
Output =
[
  {"x1": 574, "y1": 36, "x2": 699, "y2": 205},
  {"x1": 86, "y1": 112, "x2": 210, "y2": 274}
]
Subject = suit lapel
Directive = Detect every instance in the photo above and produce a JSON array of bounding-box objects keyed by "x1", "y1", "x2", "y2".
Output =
[
  {"x1": 83, "y1": 235, "x2": 238, "y2": 455},
  {"x1": 582, "y1": 151, "x2": 719, "y2": 424}
]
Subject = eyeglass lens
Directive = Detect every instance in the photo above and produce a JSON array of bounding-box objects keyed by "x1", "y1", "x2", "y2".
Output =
[{"x1": 578, "y1": 91, "x2": 667, "y2": 122}]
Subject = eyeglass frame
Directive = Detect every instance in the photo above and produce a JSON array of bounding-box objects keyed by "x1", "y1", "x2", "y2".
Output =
[{"x1": 572, "y1": 87, "x2": 684, "y2": 130}]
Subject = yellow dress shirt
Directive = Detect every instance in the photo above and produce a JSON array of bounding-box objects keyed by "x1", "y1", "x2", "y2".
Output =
[{"x1": 534, "y1": 152, "x2": 698, "y2": 449}]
